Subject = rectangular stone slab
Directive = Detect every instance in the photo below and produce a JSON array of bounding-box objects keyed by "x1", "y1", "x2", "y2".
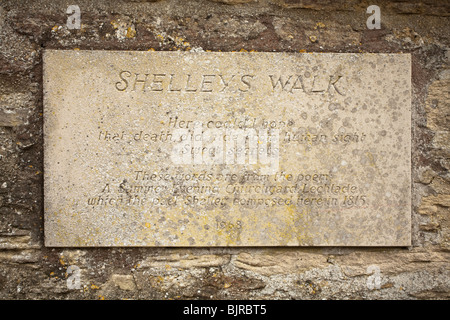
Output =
[{"x1": 43, "y1": 50, "x2": 411, "y2": 246}]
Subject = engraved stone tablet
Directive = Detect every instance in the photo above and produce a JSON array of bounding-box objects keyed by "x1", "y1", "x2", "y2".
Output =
[{"x1": 44, "y1": 51, "x2": 411, "y2": 246}]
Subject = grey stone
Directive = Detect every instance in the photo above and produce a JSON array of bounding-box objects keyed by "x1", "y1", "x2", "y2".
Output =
[{"x1": 43, "y1": 50, "x2": 411, "y2": 247}]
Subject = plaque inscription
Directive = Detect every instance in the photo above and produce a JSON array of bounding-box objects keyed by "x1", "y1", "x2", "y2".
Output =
[{"x1": 44, "y1": 51, "x2": 411, "y2": 246}]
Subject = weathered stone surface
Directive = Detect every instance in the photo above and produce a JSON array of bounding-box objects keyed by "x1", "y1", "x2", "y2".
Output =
[
  {"x1": 234, "y1": 251, "x2": 328, "y2": 275},
  {"x1": 425, "y1": 78, "x2": 450, "y2": 132},
  {"x1": 1, "y1": 0, "x2": 449, "y2": 301},
  {"x1": 140, "y1": 253, "x2": 231, "y2": 269},
  {"x1": 111, "y1": 274, "x2": 137, "y2": 291},
  {"x1": 0, "y1": 235, "x2": 32, "y2": 250},
  {"x1": 272, "y1": 0, "x2": 358, "y2": 11},
  {"x1": 209, "y1": 0, "x2": 256, "y2": 4},
  {"x1": 335, "y1": 250, "x2": 449, "y2": 277},
  {"x1": 44, "y1": 50, "x2": 411, "y2": 247},
  {"x1": 0, "y1": 109, "x2": 27, "y2": 127},
  {"x1": 387, "y1": 1, "x2": 450, "y2": 17},
  {"x1": 0, "y1": 6, "x2": 36, "y2": 74}
]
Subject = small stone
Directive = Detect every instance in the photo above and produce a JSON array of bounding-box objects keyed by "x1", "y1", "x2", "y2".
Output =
[{"x1": 111, "y1": 274, "x2": 136, "y2": 291}]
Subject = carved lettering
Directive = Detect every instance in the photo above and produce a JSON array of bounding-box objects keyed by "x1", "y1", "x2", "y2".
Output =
[
  {"x1": 269, "y1": 73, "x2": 345, "y2": 95},
  {"x1": 269, "y1": 75, "x2": 292, "y2": 91},
  {"x1": 219, "y1": 74, "x2": 235, "y2": 92},
  {"x1": 150, "y1": 74, "x2": 166, "y2": 91},
  {"x1": 239, "y1": 75, "x2": 254, "y2": 92},
  {"x1": 115, "y1": 71, "x2": 345, "y2": 95}
]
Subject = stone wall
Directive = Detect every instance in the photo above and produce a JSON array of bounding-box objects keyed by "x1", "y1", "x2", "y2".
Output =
[{"x1": 0, "y1": 0, "x2": 448, "y2": 299}]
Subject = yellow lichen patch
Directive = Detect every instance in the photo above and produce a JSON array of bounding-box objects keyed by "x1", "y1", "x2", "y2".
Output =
[
  {"x1": 126, "y1": 27, "x2": 136, "y2": 38},
  {"x1": 90, "y1": 283, "x2": 100, "y2": 290},
  {"x1": 309, "y1": 35, "x2": 318, "y2": 43},
  {"x1": 174, "y1": 36, "x2": 184, "y2": 46},
  {"x1": 315, "y1": 22, "x2": 326, "y2": 29}
]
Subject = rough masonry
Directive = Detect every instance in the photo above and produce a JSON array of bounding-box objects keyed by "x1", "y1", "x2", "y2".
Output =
[{"x1": 0, "y1": 0, "x2": 449, "y2": 299}]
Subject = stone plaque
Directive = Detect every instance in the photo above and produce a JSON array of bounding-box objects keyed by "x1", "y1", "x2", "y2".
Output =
[{"x1": 44, "y1": 50, "x2": 411, "y2": 247}]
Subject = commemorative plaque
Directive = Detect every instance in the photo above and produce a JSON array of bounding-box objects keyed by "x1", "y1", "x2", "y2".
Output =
[{"x1": 44, "y1": 51, "x2": 411, "y2": 246}]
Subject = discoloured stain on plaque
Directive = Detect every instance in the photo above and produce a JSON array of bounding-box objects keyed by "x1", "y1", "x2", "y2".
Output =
[{"x1": 43, "y1": 50, "x2": 411, "y2": 246}]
